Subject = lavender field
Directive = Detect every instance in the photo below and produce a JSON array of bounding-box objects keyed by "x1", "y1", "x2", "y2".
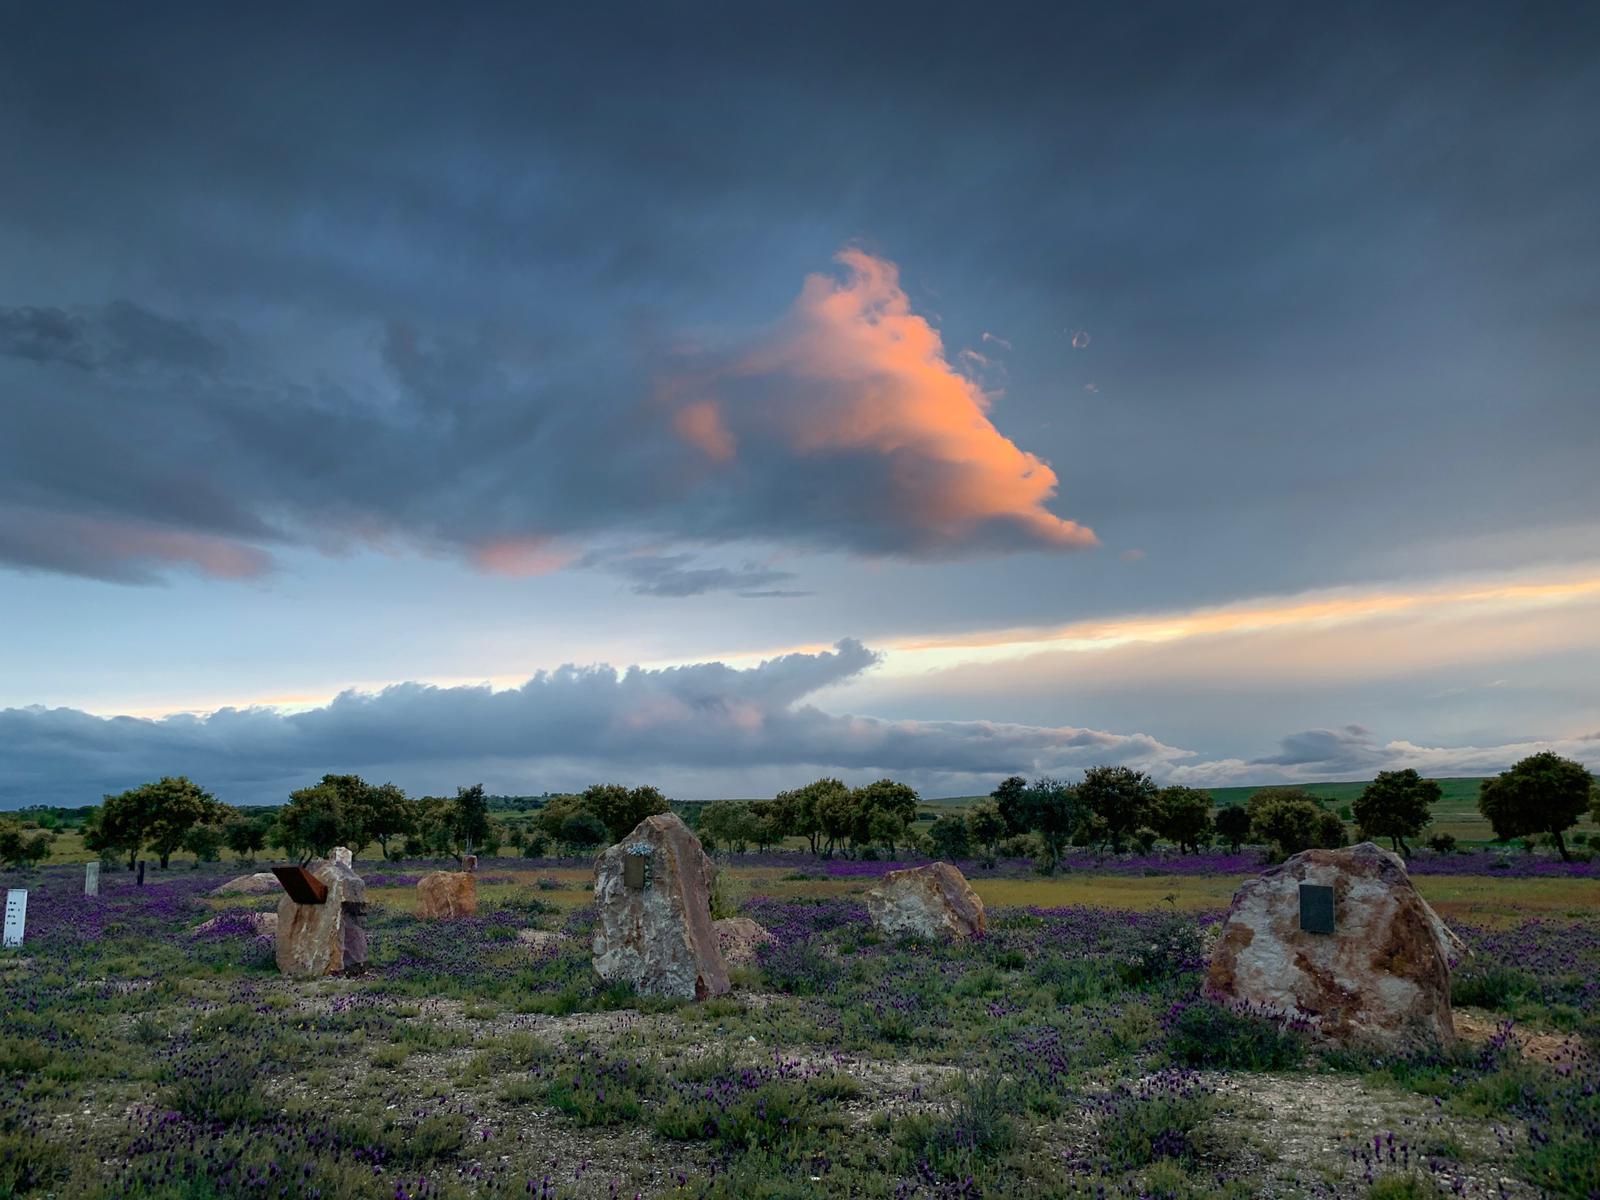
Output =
[{"x1": 2, "y1": 857, "x2": 1597, "y2": 1199}]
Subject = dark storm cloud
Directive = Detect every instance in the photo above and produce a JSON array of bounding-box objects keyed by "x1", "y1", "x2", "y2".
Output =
[
  {"x1": 1253, "y1": 725, "x2": 1382, "y2": 772},
  {"x1": 0, "y1": 301, "x2": 222, "y2": 373},
  {"x1": 0, "y1": 639, "x2": 1193, "y2": 805},
  {"x1": 1, "y1": 0, "x2": 1596, "y2": 592}
]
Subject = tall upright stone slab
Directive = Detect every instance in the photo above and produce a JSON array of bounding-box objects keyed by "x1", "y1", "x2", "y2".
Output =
[
  {"x1": 1206, "y1": 841, "x2": 1461, "y2": 1050},
  {"x1": 274, "y1": 856, "x2": 368, "y2": 978},
  {"x1": 866, "y1": 861, "x2": 987, "y2": 940},
  {"x1": 592, "y1": 813, "x2": 729, "y2": 1000},
  {"x1": 84, "y1": 861, "x2": 100, "y2": 896}
]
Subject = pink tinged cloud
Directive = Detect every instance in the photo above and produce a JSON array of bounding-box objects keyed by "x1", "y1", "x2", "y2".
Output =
[
  {"x1": 675, "y1": 249, "x2": 1097, "y2": 556},
  {"x1": 469, "y1": 536, "x2": 577, "y2": 577},
  {"x1": 0, "y1": 506, "x2": 274, "y2": 583}
]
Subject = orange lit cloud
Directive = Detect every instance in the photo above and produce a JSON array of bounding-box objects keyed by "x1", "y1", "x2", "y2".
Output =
[
  {"x1": 668, "y1": 249, "x2": 1096, "y2": 557},
  {"x1": 883, "y1": 569, "x2": 1600, "y2": 666},
  {"x1": 673, "y1": 400, "x2": 736, "y2": 461}
]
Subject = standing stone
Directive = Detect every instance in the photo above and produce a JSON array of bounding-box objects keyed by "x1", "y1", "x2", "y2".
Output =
[
  {"x1": 866, "y1": 861, "x2": 987, "y2": 940},
  {"x1": 416, "y1": 871, "x2": 477, "y2": 919},
  {"x1": 592, "y1": 813, "x2": 729, "y2": 1000},
  {"x1": 330, "y1": 846, "x2": 354, "y2": 867},
  {"x1": 84, "y1": 861, "x2": 100, "y2": 896},
  {"x1": 275, "y1": 857, "x2": 368, "y2": 978},
  {"x1": 1206, "y1": 841, "x2": 1461, "y2": 1050}
]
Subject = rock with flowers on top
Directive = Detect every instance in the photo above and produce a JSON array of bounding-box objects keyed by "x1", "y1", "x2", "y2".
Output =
[
  {"x1": 416, "y1": 871, "x2": 477, "y2": 919},
  {"x1": 592, "y1": 813, "x2": 729, "y2": 1000},
  {"x1": 1206, "y1": 841, "x2": 1462, "y2": 1050},
  {"x1": 275, "y1": 855, "x2": 368, "y2": 978},
  {"x1": 713, "y1": 916, "x2": 774, "y2": 967},
  {"x1": 865, "y1": 861, "x2": 986, "y2": 940},
  {"x1": 193, "y1": 911, "x2": 277, "y2": 938},
  {"x1": 211, "y1": 872, "x2": 280, "y2": 897}
]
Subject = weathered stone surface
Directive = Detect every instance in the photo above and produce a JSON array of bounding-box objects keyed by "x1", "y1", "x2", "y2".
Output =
[
  {"x1": 212, "y1": 872, "x2": 280, "y2": 896},
  {"x1": 330, "y1": 846, "x2": 354, "y2": 867},
  {"x1": 592, "y1": 813, "x2": 729, "y2": 1000},
  {"x1": 416, "y1": 871, "x2": 477, "y2": 919},
  {"x1": 194, "y1": 911, "x2": 277, "y2": 937},
  {"x1": 275, "y1": 857, "x2": 368, "y2": 978},
  {"x1": 713, "y1": 916, "x2": 774, "y2": 967},
  {"x1": 516, "y1": 929, "x2": 572, "y2": 952},
  {"x1": 1206, "y1": 841, "x2": 1461, "y2": 1050},
  {"x1": 865, "y1": 861, "x2": 987, "y2": 940}
]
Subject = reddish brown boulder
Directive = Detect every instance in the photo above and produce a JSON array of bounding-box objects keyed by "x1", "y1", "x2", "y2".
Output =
[
  {"x1": 866, "y1": 861, "x2": 986, "y2": 940},
  {"x1": 592, "y1": 813, "x2": 729, "y2": 1000},
  {"x1": 416, "y1": 871, "x2": 477, "y2": 919},
  {"x1": 1206, "y1": 841, "x2": 1461, "y2": 1050}
]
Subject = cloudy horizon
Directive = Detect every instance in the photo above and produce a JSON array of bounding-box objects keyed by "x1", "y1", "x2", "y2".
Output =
[{"x1": 2, "y1": 2, "x2": 1596, "y2": 808}]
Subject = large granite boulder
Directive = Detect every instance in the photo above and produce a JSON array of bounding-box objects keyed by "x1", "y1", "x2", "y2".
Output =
[
  {"x1": 866, "y1": 861, "x2": 986, "y2": 940},
  {"x1": 416, "y1": 871, "x2": 477, "y2": 919},
  {"x1": 212, "y1": 872, "x2": 279, "y2": 896},
  {"x1": 275, "y1": 857, "x2": 368, "y2": 978},
  {"x1": 592, "y1": 813, "x2": 729, "y2": 1000},
  {"x1": 1206, "y1": 841, "x2": 1461, "y2": 1050},
  {"x1": 713, "y1": 916, "x2": 774, "y2": 967}
]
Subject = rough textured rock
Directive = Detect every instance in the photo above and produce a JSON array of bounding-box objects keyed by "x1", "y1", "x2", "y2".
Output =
[
  {"x1": 275, "y1": 857, "x2": 368, "y2": 978},
  {"x1": 330, "y1": 846, "x2": 354, "y2": 867},
  {"x1": 194, "y1": 911, "x2": 277, "y2": 937},
  {"x1": 713, "y1": 916, "x2": 775, "y2": 967},
  {"x1": 416, "y1": 871, "x2": 477, "y2": 919},
  {"x1": 516, "y1": 929, "x2": 573, "y2": 952},
  {"x1": 592, "y1": 813, "x2": 729, "y2": 1000},
  {"x1": 212, "y1": 872, "x2": 279, "y2": 896},
  {"x1": 1206, "y1": 841, "x2": 1461, "y2": 1050},
  {"x1": 866, "y1": 861, "x2": 987, "y2": 940}
]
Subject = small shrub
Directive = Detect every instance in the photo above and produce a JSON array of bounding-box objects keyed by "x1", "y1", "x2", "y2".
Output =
[
  {"x1": 544, "y1": 1054, "x2": 656, "y2": 1126},
  {"x1": 1451, "y1": 965, "x2": 1537, "y2": 1011},
  {"x1": 893, "y1": 1073, "x2": 1017, "y2": 1179},
  {"x1": 371, "y1": 1043, "x2": 409, "y2": 1069},
  {"x1": 1165, "y1": 997, "x2": 1305, "y2": 1070},
  {"x1": 1076, "y1": 1069, "x2": 1216, "y2": 1173},
  {"x1": 1368, "y1": 1173, "x2": 1444, "y2": 1198}
]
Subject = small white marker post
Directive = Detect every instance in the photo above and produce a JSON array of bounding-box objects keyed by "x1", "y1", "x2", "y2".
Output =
[
  {"x1": 2, "y1": 889, "x2": 26, "y2": 948},
  {"x1": 85, "y1": 861, "x2": 100, "y2": 896}
]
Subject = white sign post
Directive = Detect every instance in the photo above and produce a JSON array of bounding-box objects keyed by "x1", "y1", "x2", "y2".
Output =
[
  {"x1": 2, "y1": 889, "x2": 25, "y2": 948},
  {"x1": 85, "y1": 861, "x2": 101, "y2": 896}
]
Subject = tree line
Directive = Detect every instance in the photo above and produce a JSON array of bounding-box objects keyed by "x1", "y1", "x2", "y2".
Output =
[{"x1": 1, "y1": 750, "x2": 1592, "y2": 872}]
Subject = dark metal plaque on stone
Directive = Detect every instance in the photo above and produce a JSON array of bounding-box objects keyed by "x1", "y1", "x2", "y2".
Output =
[
  {"x1": 623, "y1": 855, "x2": 647, "y2": 890},
  {"x1": 273, "y1": 865, "x2": 328, "y2": 905},
  {"x1": 1299, "y1": 883, "x2": 1335, "y2": 934}
]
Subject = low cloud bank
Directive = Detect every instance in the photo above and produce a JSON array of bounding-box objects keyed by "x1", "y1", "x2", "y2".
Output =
[{"x1": 4, "y1": 641, "x2": 1594, "y2": 808}]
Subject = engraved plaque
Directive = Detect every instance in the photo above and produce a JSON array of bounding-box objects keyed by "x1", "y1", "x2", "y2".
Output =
[
  {"x1": 1299, "y1": 882, "x2": 1335, "y2": 934},
  {"x1": 3, "y1": 889, "x2": 26, "y2": 948},
  {"x1": 273, "y1": 865, "x2": 329, "y2": 905},
  {"x1": 623, "y1": 854, "x2": 647, "y2": 890}
]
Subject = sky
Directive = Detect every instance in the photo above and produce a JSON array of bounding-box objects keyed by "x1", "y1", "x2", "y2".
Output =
[{"x1": 2, "y1": 1, "x2": 1598, "y2": 807}]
